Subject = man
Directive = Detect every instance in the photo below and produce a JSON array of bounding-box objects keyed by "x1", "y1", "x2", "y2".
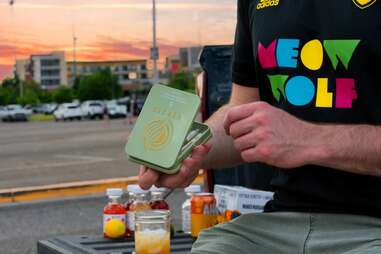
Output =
[{"x1": 139, "y1": 0, "x2": 381, "y2": 253}]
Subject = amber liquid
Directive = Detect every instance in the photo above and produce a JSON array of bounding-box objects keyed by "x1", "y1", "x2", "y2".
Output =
[
  {"x1": 191, "y1": 214, "x2": 217, "y2": 238},
  {"x1": 130, "y1": 202, "x2": 152, "y2": 212},
  {"x1": 128, "y1": 202, "x2": 151, "y2": 236},
  {"x1": 135, "y1": 230, "x2": 170, "y2": 254}
]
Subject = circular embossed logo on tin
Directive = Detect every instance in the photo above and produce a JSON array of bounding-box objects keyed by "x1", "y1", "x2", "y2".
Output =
[{"x1": 143, "y1": 119, "x2": 173, "y2": 150}]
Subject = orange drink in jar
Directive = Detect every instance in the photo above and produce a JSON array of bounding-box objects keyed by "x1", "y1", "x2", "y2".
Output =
[
  {"x1": 191, "y1": 193, "x2": 217, "y2": 238},
  {"x1": 135, "y1": 211, "x2": 170, "y2": 254}
]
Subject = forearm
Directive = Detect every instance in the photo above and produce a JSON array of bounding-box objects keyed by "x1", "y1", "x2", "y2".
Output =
[
  {"x1": 198, "y1": 84, "x2": 260, "y2": 169},
  {"x1": 306, "y1": 124, "x2": 381, "y2": 176},
  {"x1": 201, "y1": 104, "x2": 244, "y2": 169}
]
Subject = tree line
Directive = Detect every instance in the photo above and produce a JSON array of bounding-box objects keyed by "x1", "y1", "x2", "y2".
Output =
[
  {"x1": 0, "y1": 69, "x2": 123, "y2": 106},
  {"x1": 0, "y1": 68, "x2": 196, "y2": 106}
]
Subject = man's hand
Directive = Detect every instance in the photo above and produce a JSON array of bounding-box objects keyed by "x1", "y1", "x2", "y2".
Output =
[
  {"x1": 138, "y1": 143, "x2": 212, "y2": 190},
  {"x1": 224, "y1": 101, "x2": 318, "y2": 168}
]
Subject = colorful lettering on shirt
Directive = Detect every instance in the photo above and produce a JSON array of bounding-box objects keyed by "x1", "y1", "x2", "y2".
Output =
[
  {"x1": 336, "y1": 78, "x2": 358, "y2": 108},
  {"x1": 285, "y1": 76, "x2": 315, "y2": 106},
  {"x1": 300, "y1": 39, "x2": 324, "y2": 71},
  {"x1": 258, "y1": 39, "x2": 360, "y2": 109},
  {"x1": 276, "y1": 39, "x2": 300, "y2": 68},
  {"x1": 268, "y1": 75, "x2": 288, "y2": 102},
  {"x1": 323, "y1": 40, "x2": 360, "y2": 70},
  {"x1": 258, "y1": 41, "x2": 277, "y2": 68},
  {"x1": 316, "y1": 78, "x2": 333, "y2": 108}
]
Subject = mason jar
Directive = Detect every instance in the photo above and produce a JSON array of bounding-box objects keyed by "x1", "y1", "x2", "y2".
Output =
[{"x1": 134, "y1": 210, "x2": 171, "y2": 254}]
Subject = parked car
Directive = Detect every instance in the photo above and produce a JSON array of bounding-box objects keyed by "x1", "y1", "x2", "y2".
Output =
[
  {"x1": 54, "y1": 103, "x2": 83, "y2": 121},
  {"x1": 42, "y1": 103, "x2": 58, "y2": 114},
  {"x1": 0, "y1": 106, "x2": 7, "y2": 120},
  {"x1": 2, "y1": 105, "x2": 29, "y2": 122},
  {"x1": 81, "y1": 101, "x2": 104, "y2": 120},
  {"x1": 106, "y1": 100, "x2": 127, "y2": 119},
  {"x1": 23, "y1": 105, "x2": 34, "y2": 116},
  {"x1": 32, "y1": 104, "x2": 45, "y2": 114}
]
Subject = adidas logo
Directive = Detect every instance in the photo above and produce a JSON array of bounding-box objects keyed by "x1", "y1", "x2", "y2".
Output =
[{"x1": 256, "y1": 0, "x2": 280, "y2": 10}]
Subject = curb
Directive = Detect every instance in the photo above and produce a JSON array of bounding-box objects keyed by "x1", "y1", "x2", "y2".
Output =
[{"x1": 0, "y1": 174, "x2": 204, "y2": 204}]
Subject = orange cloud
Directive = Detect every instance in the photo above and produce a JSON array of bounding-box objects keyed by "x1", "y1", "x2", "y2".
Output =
[
  {"x1": 0, "y1": 2, "x2": 235, "y2": 12},
  {"x1": 0, "y1": 0, "x2": 236, "y2": 81},
  {"x1": 0, "y1": 39, "x2": 66, "y2": 80},
  {"x1": 0, "y1": 39, "x2": 66, "y2": 64},
  {"x1": 80, "y1": 36, "x2": 184, "y2": 61},
  {"x1": 0, "y1": 64, "x2": 13, "y2": 80},
  {"x1": 0, "y1": 36, "x2": 193, "y2": 80}
]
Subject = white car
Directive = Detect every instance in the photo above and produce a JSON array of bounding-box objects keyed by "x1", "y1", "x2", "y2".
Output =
[
  {"x1": 81, "y1": 101, "x2": 104, "y2": 120},
  {"x1": 0, "y1": 106, "x2": 7, "y2": 120},
  {"x1": 2, "y1": 105, "x2": 29, "y2": 122},
  {"x1": 54, "y1": 103, "x2": 83, "y2": 121},
  {"x1": 42, "y1": 103, "x2": 58, "y2": 114},
  {"x1": 23, "y1": 105, "x2": 34, "y2": 116},
  {"x1": 106, "y1": 101, "x2": 127, "y2": 119}
]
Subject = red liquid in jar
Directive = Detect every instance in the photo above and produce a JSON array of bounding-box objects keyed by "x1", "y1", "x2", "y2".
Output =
[{"x1": 150, "y1": 200, "x2": 170, "y2": 210}]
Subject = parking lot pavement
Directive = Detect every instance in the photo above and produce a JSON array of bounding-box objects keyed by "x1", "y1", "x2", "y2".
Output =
[
  {"x1": 0, "y1": 119, "x2": 139, "y2": 189},
  {"x1": 0, "y1": 190, "x2": 187, "y2": 254}
]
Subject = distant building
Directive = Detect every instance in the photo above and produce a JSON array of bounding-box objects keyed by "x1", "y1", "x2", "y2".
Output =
[
  {"x1": 31, "y1": 51, "x2": 68, "y2": 89},
  {"x1": 179, "y1": 46, "x2": 203, "y2": 72},
  {"x1": 67, "y1": 60, "x2": 150, "y2": 91},
  {"x1": 165, "y1": 55, "x2": 181, "y2": 74},
  {"x1": 15, "y1": 51, "x2": 68, "y2": 90},
  {"x1": 15, "y1": 53, "x2": 151, "y2": 91}
]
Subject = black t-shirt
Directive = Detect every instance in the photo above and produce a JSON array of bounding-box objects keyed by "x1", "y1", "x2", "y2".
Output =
[{"x1": 232, "y1": 0, "x2": 381, "y2": 217}]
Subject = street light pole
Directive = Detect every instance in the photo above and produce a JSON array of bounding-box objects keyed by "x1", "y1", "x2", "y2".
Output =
[
  {"x1": 73, "y1": 34, "x2": 77, "y2": 86},
  {"x1": 151, "y1": 0, "x2": 159, "y2": 83}
]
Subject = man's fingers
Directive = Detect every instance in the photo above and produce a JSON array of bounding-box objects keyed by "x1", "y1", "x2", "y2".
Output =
[
  {"x1": 240, "y1": 145, "x2": 270, "y2": 163},
  {"x1": 190, "y1": 144, "x2": 211, "y2": 161},
  {"x1": 181, "y1": 167, "x2": 200, "y2": 188},
  {"x1": 229, "y1": 116, "x2": 256, "y2": 139},
  {"x1": 138, "y1": 168, "x2": 160, "y2": 190},
  {"x1": 224, "y1": 103, "x2": 256, "y2": 135},
  {"x1": 158, "y1": 158, "x2": 199, "y2": 188},
  {"x1": 138, "y1": 143, "x2": 211, "y2": 189},
  {"x1": 233, "y1": 132, "x2": 256, "y2": 151},
  {"x1": 139, "y1": 166, "x2": 147, "y2": 177}
]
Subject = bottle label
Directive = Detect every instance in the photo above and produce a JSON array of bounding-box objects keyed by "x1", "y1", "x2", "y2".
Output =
[
  {"x1": 103, "y1": 214, "x2": 126, "y2": 232},
  {"x1": 127, "y1": 211, "x2": 135, "y2": 231},
  {"x1": 182, "y1": 207, "x2": 191, "y2": 233}
]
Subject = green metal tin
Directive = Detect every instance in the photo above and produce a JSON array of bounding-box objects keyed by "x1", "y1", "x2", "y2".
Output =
[{"x1": 125, "y1": 84, "x2": 212, "y2": 174}]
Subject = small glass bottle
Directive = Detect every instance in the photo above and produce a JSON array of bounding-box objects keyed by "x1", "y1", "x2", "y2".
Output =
[
  {"x1": 135, "y1": 210, "x2": 171, "y2": 254},
  {"x1": 127, "y1": 185, "x2": 151, "y2": 234},
  {"x1": 181, "y1": 185, "x2": 201, "y2": 234},
  {"x1": 103, "y1": 188, "x2": 126, "y2": 239},
  {"x1": 149, "y1": 186, "x2": 170, "y2": 210},
  {"x1": 124, "y1": 185, "x2": 137, "y2": 238}
]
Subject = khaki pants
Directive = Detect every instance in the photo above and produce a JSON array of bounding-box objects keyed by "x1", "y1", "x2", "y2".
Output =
[{"x1": 191, "y1": 212, "x2": 381, "y2": 254}]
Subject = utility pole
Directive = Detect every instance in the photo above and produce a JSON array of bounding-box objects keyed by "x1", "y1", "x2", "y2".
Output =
[
  {"x1": 72, "y1": 34, "x2": 78, "y2": 86},
  {"x1": 151, "y1": 0, "x2": 159, "y2": 83},
  {"x1": 18, "y1": 72, "x2": 23, "y2": 97},
  {"x1": 9, "y1": 0, "x2": 21, "y2": 95}
]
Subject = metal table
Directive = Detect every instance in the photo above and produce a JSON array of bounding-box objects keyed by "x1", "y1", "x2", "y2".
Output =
[{"x1": 38, "y1": 233, "x2": 194, "y2": 254}]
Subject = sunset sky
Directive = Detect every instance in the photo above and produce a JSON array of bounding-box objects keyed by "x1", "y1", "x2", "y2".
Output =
[{"x1": 0, "y1": 0, "x2": 237, "y2": 80}]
